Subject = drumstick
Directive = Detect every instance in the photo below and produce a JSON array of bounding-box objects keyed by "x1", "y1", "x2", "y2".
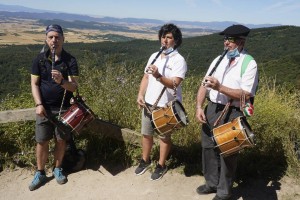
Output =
[
  {"x1": 46, "y1": 115, "x2": 69, "y2": 136},
  {"x1": 144, "y1": 104, "x2": 153, "y2": 115}
]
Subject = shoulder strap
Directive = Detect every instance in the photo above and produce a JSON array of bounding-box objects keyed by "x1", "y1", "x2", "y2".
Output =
[
  {"x1": 241, "y1": 55, "x2": 254, "y2": 77},
  {"x1": 241, "y1": 55, "x2": 256, "y2": 104}
]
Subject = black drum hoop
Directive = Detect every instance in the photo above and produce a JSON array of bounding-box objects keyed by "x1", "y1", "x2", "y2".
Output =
[{"x1": 171, "y1": 100, "x2": 189, "y2": 126}]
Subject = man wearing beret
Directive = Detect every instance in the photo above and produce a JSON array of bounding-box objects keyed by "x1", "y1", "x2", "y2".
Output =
[
  {"x1": 195, "y1": 24, "x2": 259, "y2": 200},
  {"x1": 29, "y1": 24, "x2": 79, "y2": 191}
]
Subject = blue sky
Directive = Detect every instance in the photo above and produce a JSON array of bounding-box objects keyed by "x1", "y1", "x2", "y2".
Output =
[{"x1": 0, "y1": 0, "x2": 299, "y2": 26}]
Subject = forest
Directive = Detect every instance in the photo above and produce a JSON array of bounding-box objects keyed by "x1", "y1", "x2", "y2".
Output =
[{"x1": 0, "y1": 25, "x2": 299, "y2": 100}]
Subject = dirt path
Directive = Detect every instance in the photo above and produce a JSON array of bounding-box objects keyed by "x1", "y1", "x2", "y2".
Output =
[{"x1": 0, "y1": 166, "x2": 299, "y2": 200}]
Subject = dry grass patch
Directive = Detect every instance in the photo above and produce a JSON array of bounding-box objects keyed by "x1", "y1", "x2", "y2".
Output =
[{"x1": 0, "y1": 18, "x2": 158, "y2": 45}]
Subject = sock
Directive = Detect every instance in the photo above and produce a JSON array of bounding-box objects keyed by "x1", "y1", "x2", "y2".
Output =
[{"x1": 38, "y1": 170, "x2": 46, "y2": 175}]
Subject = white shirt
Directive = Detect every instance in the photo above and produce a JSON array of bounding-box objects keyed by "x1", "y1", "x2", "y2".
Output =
[
  {"x1": 144, "y1": 49, "x2": 187, "y2": 107},
  {"x1": 205, "y1": 50, "x2": 259, "y2": 107}
]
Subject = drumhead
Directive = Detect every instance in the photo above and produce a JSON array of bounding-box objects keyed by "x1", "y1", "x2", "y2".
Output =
[
  {"x1": 173, "y1": 101, "x2": 188, "y2": 125},
  {"x1": 240, "y1": 116, "x2": 255, "y2": 145}
]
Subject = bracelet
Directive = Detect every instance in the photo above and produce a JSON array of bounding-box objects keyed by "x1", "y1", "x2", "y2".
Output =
[{"x1": 35, "y1": 103, "x2": 43, "y2": 107}]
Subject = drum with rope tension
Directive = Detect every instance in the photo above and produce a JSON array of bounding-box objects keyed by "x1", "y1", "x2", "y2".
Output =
[
  {"x1": 212, "y1": 116, "x2": 255, "y2": 157},
  {"x1": 151, "y1": 100, "x2": 188, "y2": 136},
  {"x1": 60, "y1": 95, "x2": 96, "y2": 135}
]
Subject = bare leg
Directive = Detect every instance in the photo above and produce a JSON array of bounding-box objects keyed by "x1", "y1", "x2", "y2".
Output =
[
  {"x1": 142, "y1": 135, "x2": 153, "y2": 162},
  {"x1": 53, "y1": 139, "x2": 66, "y2": 168},
  {"x1": 158, "y1": 137, "x2": 172, "y2": 166},
  {"x1": 36, "y1": 141, "x2": 49, "y2": 170}
]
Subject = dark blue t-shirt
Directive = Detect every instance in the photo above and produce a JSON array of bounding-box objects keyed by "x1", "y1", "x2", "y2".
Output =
[{"x1": 31, "y1": 49, "x2": 79, "y2": 110}]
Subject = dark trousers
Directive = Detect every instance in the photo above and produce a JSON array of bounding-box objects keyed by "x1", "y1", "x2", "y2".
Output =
[{"x1": 201, "y1": 101, "x2": 243, "y2": 198}]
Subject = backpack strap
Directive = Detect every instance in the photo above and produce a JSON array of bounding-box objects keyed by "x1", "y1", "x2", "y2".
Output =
[{"x1": 241, "y1": 55, "x2": 254, "y2": 77}]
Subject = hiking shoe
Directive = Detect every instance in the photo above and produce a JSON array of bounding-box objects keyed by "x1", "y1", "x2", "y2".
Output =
[
  {"x1": 150, "y1": 164, "x2": 167, "y2": 181},
  {"x1": 196, "y1": 184, "x2": 217, "y2": 195},
  {"x1": 53, "y1": 167, "x2": 67, "y2": 184},
  {"x1": 135, "y1": 159, "x2": 152, "y2": 175},
  {"x1": 212, "y1": 195, "x2": 232, "y2": 200},
  {"x1": 28, "y1": 171, "x2": 47, "y2": 191}
]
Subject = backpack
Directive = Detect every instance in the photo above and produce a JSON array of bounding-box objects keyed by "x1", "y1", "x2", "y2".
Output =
[{"x1": 62, "y1": 135, "x2": 86, "y2": 173}]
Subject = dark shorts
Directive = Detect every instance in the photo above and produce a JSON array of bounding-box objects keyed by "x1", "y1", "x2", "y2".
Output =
[{"x1": 35, "y1": 109, "x2": 71, "y2": 143}]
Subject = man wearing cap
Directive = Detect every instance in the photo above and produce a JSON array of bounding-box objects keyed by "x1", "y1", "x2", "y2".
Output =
[
  {"x1": 29, "y1": 24, "x2": 79, "y2": 191},
  {"x1": 195, "y1": 24, "x2": 259, "y2": 200}
]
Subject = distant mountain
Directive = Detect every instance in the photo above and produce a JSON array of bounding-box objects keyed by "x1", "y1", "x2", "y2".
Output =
[
  {"x1": 169, "y1": 20, "x2": 280, "y2": 30},
  {"x1": 0, "y1": 4, "x2": 51, "y2": 13},
  {"x1": 0, "y1": 4, "x2": 281, "y2": 31}
]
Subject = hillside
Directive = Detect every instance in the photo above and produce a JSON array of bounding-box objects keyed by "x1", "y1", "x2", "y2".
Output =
[
  {"x1": 0, "y1": 25, "x2": 299, "y2": 100},
  {"x1": 0, "y1": 3, "x2": 283, "y2": 46}
]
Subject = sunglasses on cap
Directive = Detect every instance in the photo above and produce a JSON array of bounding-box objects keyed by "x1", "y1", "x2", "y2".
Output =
[{"x1": 46, "y1": 24, "x2": 63, "y2": 35}]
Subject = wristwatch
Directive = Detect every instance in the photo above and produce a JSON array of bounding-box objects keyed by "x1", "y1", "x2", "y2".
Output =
[{"x1": 156, "y1": 75, "x2": 162, "y2": 82}]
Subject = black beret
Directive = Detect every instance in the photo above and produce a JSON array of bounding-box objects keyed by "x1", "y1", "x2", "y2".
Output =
[{"x1": 219, "y1": 24, "x2": 250, "y2": 37}]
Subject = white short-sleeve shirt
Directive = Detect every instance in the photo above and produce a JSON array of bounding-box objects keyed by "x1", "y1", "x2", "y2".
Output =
[
  {"x1": 144, "y1": 49, "x2": 187, "y2": 107},
  {"x1": 205, "y1": 50, "x2": 259, "y2": 107}
]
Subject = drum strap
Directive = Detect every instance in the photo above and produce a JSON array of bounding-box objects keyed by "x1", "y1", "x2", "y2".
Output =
[
  {"x1": 213, "y1": 99, "x2": 233, "y2": 127},
  {"x1": 172, "y1": 79, "x2": 177, "y2": 98},
  {"x1": 214, "y1": 90, "x2": 251, "y2": 127},
  {"x1": 153, "y1": 87, "x2": 167, "y2": 109},
  {"x1": 240, "y1": 91, "x2": 246, "y2": 111},
  {"x1": 144, "y1": 86, "x2": 167, "y2": 114},
  {"x1": 147, "y1": 79, "x2": 178, "y2": 113}
]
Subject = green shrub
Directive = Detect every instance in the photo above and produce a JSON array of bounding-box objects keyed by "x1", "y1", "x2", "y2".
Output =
[{"x1": 240, "y1": 77, "x2": 300, "y2": 178}]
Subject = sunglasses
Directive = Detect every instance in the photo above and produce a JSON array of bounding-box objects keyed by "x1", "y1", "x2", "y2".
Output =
[{"x1": 223, "y1": 37, "x2": 238, "y2": 43}]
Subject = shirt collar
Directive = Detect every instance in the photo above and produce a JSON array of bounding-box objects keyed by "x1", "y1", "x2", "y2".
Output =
[{"x1": 164, "y1": 49, "x2": 178, "y2": 57}]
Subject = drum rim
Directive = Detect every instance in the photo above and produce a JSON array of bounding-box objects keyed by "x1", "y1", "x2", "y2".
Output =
[
  {"x1": 239, "y1": 116, "x2": 255, "y2": 144},
  {"x1": 171, "y1": 100, "x2": 189, "y2": 126}
]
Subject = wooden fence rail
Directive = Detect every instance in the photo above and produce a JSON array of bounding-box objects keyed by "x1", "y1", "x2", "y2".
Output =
[{"x1": 0, "y1": 108, "x2": 142, "y2": 146}]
